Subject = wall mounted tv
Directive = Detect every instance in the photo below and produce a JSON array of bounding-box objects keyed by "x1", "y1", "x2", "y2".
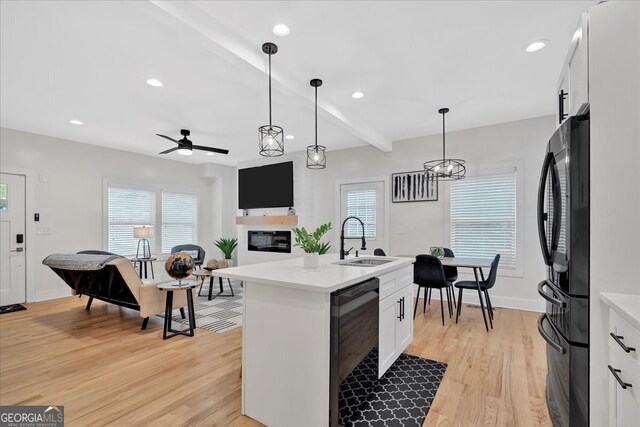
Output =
[{"x1": 238, "y1": 161, "x2": 294, "y2": 209}]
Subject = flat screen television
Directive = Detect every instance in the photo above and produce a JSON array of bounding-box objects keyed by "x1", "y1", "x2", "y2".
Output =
[{"x1": 238, "y1": 161, "x2": 294, "y2": 209}]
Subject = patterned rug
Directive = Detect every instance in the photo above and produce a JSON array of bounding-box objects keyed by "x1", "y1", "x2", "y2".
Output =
[
  {"x1": 0, "y1": 304, "x2": 27, "y2": 314},
  {"x1": 339, "y1": 349, "x2": 447, "y2": 426},
  {"x1": 161, "y1": 280, "x2": 243, "y2": 334}
]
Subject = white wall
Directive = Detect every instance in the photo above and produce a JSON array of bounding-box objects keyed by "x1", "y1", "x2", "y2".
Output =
[
  {"x1": 311, "y1": 115, "x2": 555, "y2": 311},
  {"x1": 588, "y1": 2, "x2": 640, "y2": 425},
  {"x1": 0, "y1": 127, "x2": 236, "y2": 301}
]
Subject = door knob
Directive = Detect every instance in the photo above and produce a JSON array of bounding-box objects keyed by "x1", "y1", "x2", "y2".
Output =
[{"x1": 10, "y1": 248, "x2": 24, "y2": 253}]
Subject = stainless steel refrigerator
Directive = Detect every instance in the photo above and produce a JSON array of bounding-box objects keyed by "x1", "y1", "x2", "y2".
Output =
[{"x1": 537, "y1": 113, "x2": 590, "y2": 427}]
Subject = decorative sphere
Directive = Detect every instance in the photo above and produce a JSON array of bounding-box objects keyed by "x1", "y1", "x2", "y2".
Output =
[{"x1": 165, "y1": 252, "x2": 194, "y2": 280}]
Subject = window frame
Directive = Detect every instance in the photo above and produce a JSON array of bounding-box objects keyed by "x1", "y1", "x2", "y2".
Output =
[
  {"x1": 444, "y1": 161, "x2": 524, "y2": 278},
  {"x1": 103, "y1": 179, "x2": 199, "y2": 259}
]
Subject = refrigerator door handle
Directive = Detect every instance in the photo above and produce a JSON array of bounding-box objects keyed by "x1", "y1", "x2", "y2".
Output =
[
  {"x1": 537, "y1": 280, "x2": 567, "y2": 308},
  {"x1": 538, "y1": 314, "x2": 566, "y2": 354},
  {"x1": 537, "y1": 152, "x2": 554, "y2": 266}
]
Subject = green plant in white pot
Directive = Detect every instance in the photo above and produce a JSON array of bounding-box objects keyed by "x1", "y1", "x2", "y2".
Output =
[
  {"x1": 292, "y1": 222, "x2": 332, "y2": 268},
  {"x1": 214, "y1": 238, "x2": 238, "y2": 266}
]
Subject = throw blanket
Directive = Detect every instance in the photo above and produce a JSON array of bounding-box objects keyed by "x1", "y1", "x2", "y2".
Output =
[{"x1": 43, "y1": 253, "x2": 123, "y2": 271}]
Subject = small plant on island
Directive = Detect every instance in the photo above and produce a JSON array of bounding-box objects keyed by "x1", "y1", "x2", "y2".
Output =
[
  {"x1": 292, "y1": 222, "x2": 332, "y2": 254},
  {"x1": 214, "y1": 238, "x2": 238, "y2": 260}
]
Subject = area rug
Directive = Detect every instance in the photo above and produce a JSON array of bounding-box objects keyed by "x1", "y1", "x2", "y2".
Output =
[
  {"x1": 0, "y1": 304, "x2": 27, "y2": 314},
  {"x1": 339, "y1": 349, "x2": 447, "y2": 427},
  {"x1": 161, "y1": 280, "x2": 243, "y2": 334}
]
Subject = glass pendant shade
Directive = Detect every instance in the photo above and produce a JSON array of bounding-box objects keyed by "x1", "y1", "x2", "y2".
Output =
[
  {"x1": 423, "y1": 108, "x2": 466, "y2": 181},
  {"x1": 306, "y1": 78, "x2": 326, "y2": 169},
  {"x1": 258, "y1": 42, "x2": 284, "y2": 157},
  {"x1": 258, "y1": 125, "x2": 284, "y2": 157}
]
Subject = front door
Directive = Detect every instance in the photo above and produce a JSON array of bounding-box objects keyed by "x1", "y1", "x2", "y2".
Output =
[{"x1": 0, "y1": 173, "x2": 26, "y2": 305}]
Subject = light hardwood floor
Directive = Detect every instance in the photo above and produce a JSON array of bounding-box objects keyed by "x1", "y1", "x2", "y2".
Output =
[{"x1": 0, "y1": 296, "x2": 550, "y2": 427}]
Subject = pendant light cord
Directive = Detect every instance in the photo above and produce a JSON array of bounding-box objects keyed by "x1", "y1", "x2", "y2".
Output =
[
  {"x1": 268, "y1": 53, "x2": 272, "y2": 127},
  {"x1": 314, "y1": 86, "x2": 318, "y2": 149},
  {"x1": 442, "y1": 111, "x2": 446, "y2": 162}
]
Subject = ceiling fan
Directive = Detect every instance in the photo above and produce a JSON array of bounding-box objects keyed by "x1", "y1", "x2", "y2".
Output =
[{"x1": 156, "y1": 129, "x2": 229, "y2": 156}]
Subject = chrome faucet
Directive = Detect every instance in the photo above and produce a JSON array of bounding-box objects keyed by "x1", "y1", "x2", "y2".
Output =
[{"x1": 340, "y1": 216, "x2": 367, "y2": 260}]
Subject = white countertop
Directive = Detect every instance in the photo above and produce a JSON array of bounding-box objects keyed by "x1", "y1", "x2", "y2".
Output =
[
  {"x1": 213, "y1": 254, "x2": 414, "y2": 293},
  {"x1": 600, "y1": 292, "x2": 640, "y2": 331}
]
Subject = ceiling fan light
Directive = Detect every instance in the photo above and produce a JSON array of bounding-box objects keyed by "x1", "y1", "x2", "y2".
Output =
[{"x1": 178, "y1": 147, "x2": 192, "y2": 155}]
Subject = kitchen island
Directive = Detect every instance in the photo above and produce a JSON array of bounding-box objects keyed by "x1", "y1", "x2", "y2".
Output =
[{"x1": 214, "y1": 254, "x2": 414, "y2": 427}]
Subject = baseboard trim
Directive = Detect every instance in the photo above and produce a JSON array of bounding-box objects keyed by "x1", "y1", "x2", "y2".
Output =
[
  {"x1": 33, "y1": 288, "x2": 73, "y2": 303},
  {"x1": 415, "y1": 287, "x2": 544, "y2": 313}
]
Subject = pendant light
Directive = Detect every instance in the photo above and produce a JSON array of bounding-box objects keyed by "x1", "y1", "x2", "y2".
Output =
[
  {"x1": 306, "y1": 78, "x2": 326, "y2": 169},
  {"x1": 423, "y1": 108, "x2": 466, "y2": 180},
  {"x1": 258, "y1": 42, "x2": 284, "y2": 157}
]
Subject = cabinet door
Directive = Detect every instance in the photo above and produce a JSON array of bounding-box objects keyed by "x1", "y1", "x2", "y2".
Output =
[
  {"x1": 379, "y1": 293, "x2": 399, "y2": 378},
  {"x1": 395, "y1": 285, "x2": 414, "y2": 354}
]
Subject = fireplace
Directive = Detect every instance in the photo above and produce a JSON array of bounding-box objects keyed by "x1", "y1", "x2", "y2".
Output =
[{"x1": 248, "y1": 231, "x2": 291, "y2": 253}]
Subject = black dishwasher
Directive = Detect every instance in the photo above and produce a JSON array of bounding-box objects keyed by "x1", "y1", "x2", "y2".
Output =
[{"x1": 329, "y1": 278, "x2": 379, "y2": 427}]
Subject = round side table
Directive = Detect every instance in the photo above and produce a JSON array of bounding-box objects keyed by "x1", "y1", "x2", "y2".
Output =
[{"x1": 157, "y1": 281, "x2": 198, "y2": 340}]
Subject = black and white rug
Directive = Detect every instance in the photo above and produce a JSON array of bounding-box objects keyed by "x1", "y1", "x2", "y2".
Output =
[
  {"x1": 162, "y1": 280, "x2": 243, "y2": 334},
  {"x1": 339, "y1": 349, "x2": 447, "y2": 427},
  {"x1": 0, "y1": 304, "x2": 27, "y2": 315}
]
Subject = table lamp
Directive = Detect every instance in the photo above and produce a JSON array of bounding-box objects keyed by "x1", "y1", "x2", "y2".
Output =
[{"x1": 133, "y1": 225, "x2": 154, "y2": 259}]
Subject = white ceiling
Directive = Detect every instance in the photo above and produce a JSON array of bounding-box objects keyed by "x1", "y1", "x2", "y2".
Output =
[{"x1": 0, "y1": 1, "x2": 596, "y2": 166}]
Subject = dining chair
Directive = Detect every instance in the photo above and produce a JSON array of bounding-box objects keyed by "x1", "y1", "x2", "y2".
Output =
[
  {"x1": 373, "y1": 248, "x2": 386, "y2": 256},
  {"x1": 171, "y1": 244, "x2": 206, "y2": 270},
  {"x1": 454, "y1": 254, "x2": 500, "y2": 329},
  {"x1": 413, "y1": 254, "x2": 453, "y2": 326},
  {"x1": 441, "y1": 247, "x2": 458, "y2": 309}
]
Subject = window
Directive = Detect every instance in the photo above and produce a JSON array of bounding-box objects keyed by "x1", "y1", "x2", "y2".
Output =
[
  {"x1": 161, "y1": 192, "x2": 198, "y2": 254},
  {"x1": 345, "y1": 189, "x2": 377, "y2": 238},
  {"x1": 108, "y1": 187, "x2": 156, "y2": 256},
  {"x1": 0, "y1": 183, "x2": 7, "y2": 210},
  {"x1": 449, "y1": 171, "x2": 517, "y2": 269}
]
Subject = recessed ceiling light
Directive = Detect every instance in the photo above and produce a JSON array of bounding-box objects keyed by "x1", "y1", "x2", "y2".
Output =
[
  {"x1": 206, "y1": 152, "x2": 215, "y2": 156},
  {"x1": 146, "y1": 78, "x2": 163, "y2": 87},
  {"x1": 69, "y1": 119, "x2": 83, "y2": 125},
  {"x1": 272, "y1": 24, "x2": 290, "y2": 36},
  {"x1": 285, "y1": 134, "x2": 295, "y2": 140},
  {"x1": 352, "y1": 92, "x2": 364, "y2": 99},
  {"x1": 525, "y1": 39, "x2": 549, "y2": 53}
]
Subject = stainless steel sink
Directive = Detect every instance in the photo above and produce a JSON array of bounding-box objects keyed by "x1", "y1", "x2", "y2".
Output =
[{"x1": 333, "y1": 257, "x2": 394, "y2": 267}]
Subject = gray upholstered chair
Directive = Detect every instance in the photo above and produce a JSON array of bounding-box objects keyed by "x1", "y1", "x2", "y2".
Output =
[{"x1": 171, "y1": 244, "x2": 205, "y2": 269}]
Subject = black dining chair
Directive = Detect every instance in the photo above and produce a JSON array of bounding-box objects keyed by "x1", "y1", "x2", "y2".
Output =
[
  {"x1": 413, "y1": 254, "x2": 453, "y2": 326},
  {"x1": 454, "y1": 254, "x2": 500, "y2": 330},
  {"x1": 171, "y1": 244, "x2": 206, "y2": 270},
  {"x1": 441, "y1": 247, "x2": 457, "y2": 308},
  {"x1": 373, "y1": 248, "x2": 386, "y2": 256}
]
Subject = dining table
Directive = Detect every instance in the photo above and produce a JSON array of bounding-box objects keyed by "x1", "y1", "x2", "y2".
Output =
[{"x1": 395, "y1": 255, "x2": 494, "y2": 331}]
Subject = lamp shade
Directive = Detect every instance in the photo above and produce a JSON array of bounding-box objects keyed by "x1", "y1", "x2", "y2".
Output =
[{"x1": 133, "y1": 225, "x2": 154, "y2": 238}]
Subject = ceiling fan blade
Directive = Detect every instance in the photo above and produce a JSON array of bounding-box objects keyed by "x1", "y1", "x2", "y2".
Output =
[
  {"x1": 193, "y1": 145, "x2": 229, "y2": 155},
  {"x1": 159, "y1": 147, "x2": 179, "y2": 154},
  {"x1": 156, "y1": 134, "x2": 179, "y2": 144}
]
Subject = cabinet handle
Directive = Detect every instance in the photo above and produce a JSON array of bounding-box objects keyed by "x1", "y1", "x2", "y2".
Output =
[
  {"x1": 401, "y1": 297, "x2": 405, "y2": 320},
  {"x1": 608, "y1": 365, "x2": 632, "y2": 390},
  {"x1": 610, "y1": 333, "x2": 636, "y2": 353},
  {"x1": 397, "y1": 299, "x2": 402, "y2": 321},
  {"x1": 558, "y1": 90, "x2": 568, "y2": 124}
]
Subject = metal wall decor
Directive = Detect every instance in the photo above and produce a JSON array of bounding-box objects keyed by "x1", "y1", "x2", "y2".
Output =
[
  {"x1": 258, "y1": 42, "x2": 284, "y2": 157},
  {"x1": 392, "y1": 171, "x2": 438, "y2": 202},
  {"x1": 306, "y1": 78, "x2": 326, "y2": 169},
  {"x1": 423, "y1": 108, "x2": 466, "y2": 181}
]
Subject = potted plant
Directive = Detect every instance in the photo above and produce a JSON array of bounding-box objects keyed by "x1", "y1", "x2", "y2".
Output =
[
  {"x1": 292, "y1": 222, "x2": 332, "y2": 268},
  {"x1": 214, "y1": 238, "x2": 238, "y2": 266}
]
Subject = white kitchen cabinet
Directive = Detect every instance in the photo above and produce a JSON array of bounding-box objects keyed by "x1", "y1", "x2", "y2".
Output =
[
  {"x1": 556, "y1": 12, "x2": 589, "y2": 127},
  {"x1": 606, "y1": 305, "x2": 640, "y2": 427},
  {"x1": 379, "y1": 281, "x2": 414, "y2": 378}
]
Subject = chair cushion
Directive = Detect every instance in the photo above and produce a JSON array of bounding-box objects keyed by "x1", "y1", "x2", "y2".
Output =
[
  {"x1": 454, "y1": 280, "x2": 488, "y2": 290},
  {"x1": 183, "y1": 250, "x2": 199, "y2": 259}
]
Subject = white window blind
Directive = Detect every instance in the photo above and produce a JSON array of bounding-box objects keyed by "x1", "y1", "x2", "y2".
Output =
[
  {"x1": 346, "y1": 189, "x2": 376, "y2": 238},
  {"x1": 108, "y1": 187, "x2": 156, "y2": 256},
  {"x1": 450, "y1": 172, "x2": 517, "y2": 269},
  {"x1": 162, "y1": 192, "x2": 198, "y2": 254}
]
